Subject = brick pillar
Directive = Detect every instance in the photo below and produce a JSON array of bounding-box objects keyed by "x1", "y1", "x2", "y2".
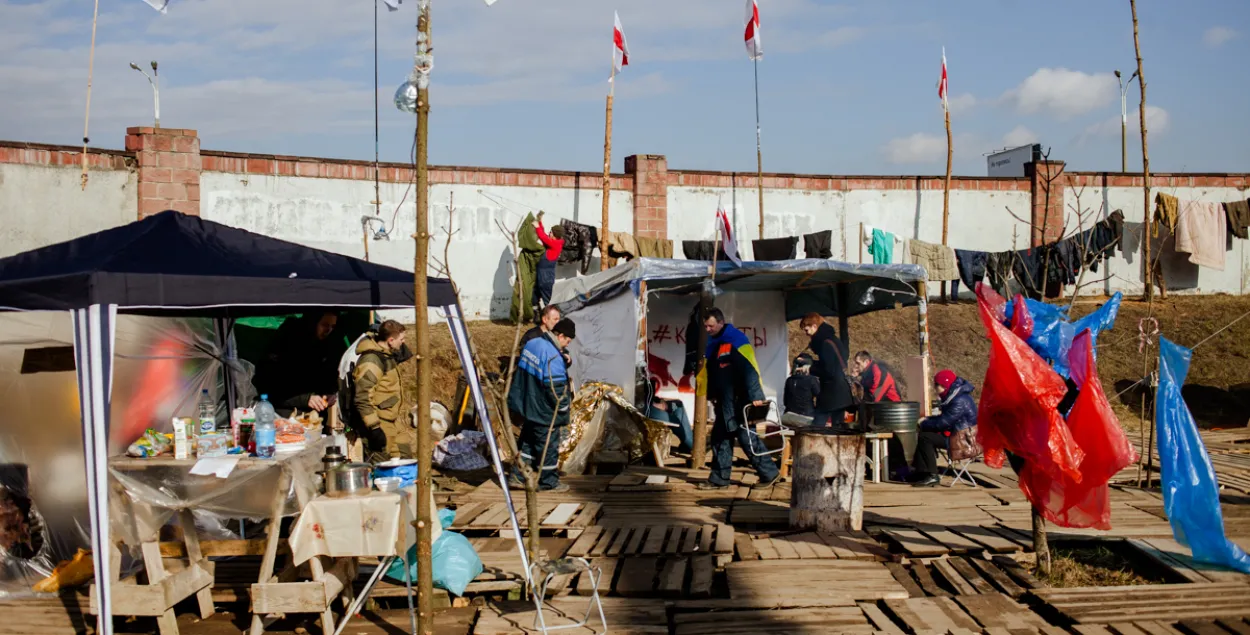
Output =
[
  {"x1": 625, "y1": 154, "x2": 668, "y2": 240},
  {"x1": 1026, "y1": 160, "x2": 1066, "y2": 247},
  {"x1": 126, "y1": 127, "x2": 201, "y2": 218}
]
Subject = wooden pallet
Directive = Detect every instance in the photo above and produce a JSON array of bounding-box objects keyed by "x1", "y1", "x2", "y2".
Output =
[
  {"x1": 886, "y1": 556, "x2": 1037, "y2": 598},
  {"x1": 671, "y1": 605, "x2": 879, "y2": 634},
  {"x1": 1127, "y1": 538, "x2": 1250, "y2": 584},
  {"x1": 451, "y1": 501, "x2": 602, "y2": 532},
  {"x1": 880, "y1": 524, "x2": 1029, "y2": 557},
  {"x1": 546, "y1": 554, "x2": 717, "y2": 599},
  {"x1": 564, "y1": 524, "x2": 734, "y2": 565},
  {"x1": 738, "y1": 530, "x2": 891, "y2": 561},
  {"x1": 1030, "y1": 582, "x2": 1250, "y2": 624},
  {"x1": 882, "y1": 594, "x2": 1066, "y2": 635},
  {"x1": 726, "y1": 559, "x2": 910, "y2": 604},
  {"x1": 0, "y1": 593, "x2": 92, "y2": 635},
  {"x1": 472, "y1": 597, "x2": 669, "y2": 634}
]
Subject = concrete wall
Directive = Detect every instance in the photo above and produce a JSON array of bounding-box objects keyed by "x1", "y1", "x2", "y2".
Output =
[
  {"x1": 200, "y1": 171, "x2": 634, "y2": 319},
  {"x1": 0, "y1": 158, "x2": 137, "y2": 259}
]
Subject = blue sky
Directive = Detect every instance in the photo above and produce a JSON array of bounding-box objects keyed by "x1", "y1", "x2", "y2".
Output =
[{"x1": 1, "y1": 0, "x2": 1247, "y2": 175}]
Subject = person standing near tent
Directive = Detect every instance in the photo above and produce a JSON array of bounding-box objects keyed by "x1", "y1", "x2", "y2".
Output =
[
  {"x1": 851, "y1": 351, "x2": 901, "y2": 403},
  {"x1": 532, "y1": 211, "x2": 565, "y2": 316},
  {"x1": 254, "y1": 311, "x2": 346, "y2": 418},
  {"x1": 353, "y1": 320, "x2": 411, "y2": 461},
  {"x1": 799, "y1": 313, "x2": 855, "y2": 427},
  {"x1": 520, "y1": 305, "x2": 571, "y2": 367},
  {"x1": 697, "y1": 308, "x2": 780, "y2": 490},
  {"x1": 508, "y1": 318, "x2": 577, "y2": 493}
]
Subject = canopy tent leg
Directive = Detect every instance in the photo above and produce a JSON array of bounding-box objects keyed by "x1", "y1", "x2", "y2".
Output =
[
  {"x1": 441, "y1": 305, "x2": 543, "y2": 617},
  {"x1": 214, "y1": 317, "x2": 238, "y2": 415},
  {"x1": 72, "y1": 304, "x2": 117, "y2": 635},
  {"x1": 835, "y1": 283, "x2": 850, "y2": 352}
]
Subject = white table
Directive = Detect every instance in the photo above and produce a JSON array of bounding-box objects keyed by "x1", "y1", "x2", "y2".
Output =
[{"x1": 864, "y1": 432, "x2": 893, "y2": 483}]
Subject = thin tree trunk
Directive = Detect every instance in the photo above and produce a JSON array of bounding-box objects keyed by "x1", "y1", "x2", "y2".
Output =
[
  {"x1": 412, "y1": 4, "x2": 434, "y2": 633},
  {"x1": 1032, "y1": 507, "x2": 1051, "y2": 576},
  {"x1": 1131, "y1": 0, "x2": 1153, "y2": 300}
]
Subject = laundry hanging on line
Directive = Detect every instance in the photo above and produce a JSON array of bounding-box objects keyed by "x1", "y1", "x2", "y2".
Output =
[
  {"x1": 803, "y1": 230, "x2": 832, "y2": 259},
  {"x1": 1224, "y1": 199, "x2": 1250, "y2": 240},
  {"x1": 636, "y1": 236, "x2": 673, "y2": 259},
  {"x1": 752, "y1": 236, "x2": 798, "y2": 261},
  {"x1": 557, "y1": 219, "x2": 599, "y2": 275},
  {"x1": 908, "y1": 239, "x2": 959, "y2": 281},
  {"x1": 1175, "y1": 200, "x2": 1226, "y2": 271},
  {"x1": 682, "y1": 240, "x2": 731, "y2": 262}
]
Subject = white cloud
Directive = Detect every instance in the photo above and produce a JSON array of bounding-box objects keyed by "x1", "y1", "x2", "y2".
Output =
[
  {"x1": 1002, "y1": 125, "x2": 1037, "y2": 148},
  {"x1": 946, "y1": 93, "x2": 976, "y2": 115},
  {"x1": 1080, "y1": 105, "x2": 1171, "y2": 143},
  {"x1": 1203, "y1": 26, "x2": 1237, "y2": 48},
  {"x1": 882, "y1": 133, "x2": 946, "y2": 164},
  {"x1": 999, "y1": 68, "x2": 1118, "y2": 120}
]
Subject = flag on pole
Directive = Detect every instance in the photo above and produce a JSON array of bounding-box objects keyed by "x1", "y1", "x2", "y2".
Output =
[
  {"x1": 744, "y1": 0, "x2": 763, "y2": 60},
  {"x1": 381, "y1": 0, "x2": 401, "y2": 11},
  {"x1": 938, "y1": 47, "x2": 949, "y2": 112},
  {"x1": 717, "y1": 207, "x2": 742, "y2": 266},
  {"x1": 142, "y1": 0, "x2": 170, "y2": 12},
  {"x1": 613, "y1": 12, "x2": 630, "y2": 73}
]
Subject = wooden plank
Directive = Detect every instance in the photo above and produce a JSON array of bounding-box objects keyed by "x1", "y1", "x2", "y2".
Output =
[
  {"x1": 681, "y1": 526, "x2": 700, "y2": 554},
  {"x1": 884, "y1": 529, "x2": 948, "y2": 557},
  {"x1": 949, "y1": 557, "x2": 997, "y2": 595},
  {"x1": 569, "y1": 502, "x2": 603, "y2": 528},
  {"x1": 1109, "y1": 625, "x2": 1150, "y2": 635},
  {"x1": 816, "y1": 532, "x2": 860, "y2": 559},
  {"x1": 1215, "y1": 619, "x2": 1250, "y2": 635},
  {"x1": 452, "y1": 502, "x2": 490, "y2": 526},
  {"x1": 859, "y1": 601, "x2": 906, "y2": 634},
  {"x1": 909, "y1": 561, "x2": 951, "y2": 597},
  {"x1": 542, "y1": 502, "x2": 582, "y2": 527},
  {"x1": 787, "y1": 534, "x2": 821, "y2": 559},
  {"x1": 771, "y1": 535, "x2": 801, "y2": 559},
  {"x1": 657, "y1": 557, "x2": 688, "y2": 597},
  {"x1": 931, "y1": 558, "x2": 979, "y2": 596},
  {"x1": 967, "y1": 556, "x2": 1027, "y2": 597},
  {"x1": 921, "y1": 527, "x2": 986, "y2": 554},
  {"x1": 666, "y1": 527, "x2": 687, "y2": 555},
  {"x1": 624, "y1": 526, "x2": 649, "y2": 556},
  {"x1": 615, "y1": 557, "x2": 658, "y2": 597},
  {"x1": 752, "y1": 536, "x2": 781, "y2": 560},
  {"x1": 884, "y1": 561, "x2": 926, "y2": 599},
  {"x1": 641, "y1": 525, "x2": 667, "y2": 556},
  {"x1": 991, "y1": 555, "x2": 1043, "y2": 590},
  {"x1": 793, "y1": 532, "x2": 837, "y2": 559},
  {"x1": 1135, "y1": 621, "x2": 1187, "y2": 635},
  {"x1": 158, "y1": 538, "x2": 273, "y2": 558},
  {"x1": 574, "y1": 558, "x2": 616, "y2": 596},
  {"x1": 713, "y1": 523, "x2": 735, "y2": 555},
  {"x1": 954, "y1": 525, "x2": 1024, "y2": 553},
  {"x1": 607, "y1": 527, "x2": 634, "y2": 557},
  {"x1": 566, "y1": 526, "x2": 603, "y2": 558},
  {"x1": 471, "y1": 503, "x2": 509, "y2": 527},
  {"x1": 734, "y1": 533, "x2": 760, "y2": 561},
  {"x1": 697, "y1": 524, "x2": 715, "y2": 555},
  {"x1": 689, "y1": 554, "x2": 714, "y2": 598},
  {"x1": 590, "y1": 527, "x2": 618, "y2": 557}
]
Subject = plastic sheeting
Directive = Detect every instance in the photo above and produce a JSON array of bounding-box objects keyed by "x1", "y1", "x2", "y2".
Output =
[
  {"x1": 1004, "y1": 293, "x2": 1123, "y2": 377},
  {"x1": 1156, "y1": 337, "x2": 1250, "y2": 573},
  {"x1": 0, "y1": 312, "x2": 252, "y2": 598}
]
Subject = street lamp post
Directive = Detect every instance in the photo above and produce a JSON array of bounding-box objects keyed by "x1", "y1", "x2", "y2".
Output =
[
  {"x1": 130, "y1": 61, "x2": 160, "y2": 128},
  {"x1": 1115, "y1": 69, "x2": 1138, "y2": 173}
]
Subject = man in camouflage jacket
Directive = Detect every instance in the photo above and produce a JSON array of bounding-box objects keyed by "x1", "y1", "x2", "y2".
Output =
[{"x1": 354, "y1": 320, "x2": 411, "y2": 460}]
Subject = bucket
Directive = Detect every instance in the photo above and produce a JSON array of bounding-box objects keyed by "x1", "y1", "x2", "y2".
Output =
[{"x1": 862, "y1": 401, "x2": 920, "y2": 471}]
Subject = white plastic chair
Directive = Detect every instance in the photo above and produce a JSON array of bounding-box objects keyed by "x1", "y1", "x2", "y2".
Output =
[{"x1": 742, "y1": 400, "x2": 789, "y2": 457}]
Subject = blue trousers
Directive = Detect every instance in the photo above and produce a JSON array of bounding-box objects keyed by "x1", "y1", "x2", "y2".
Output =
[
  {"x1": 512, "y1": 417, "x2": 563, "y2": 490},
  {"x1": 708, "y1": 417, "x2": 779, "y2": 487}
]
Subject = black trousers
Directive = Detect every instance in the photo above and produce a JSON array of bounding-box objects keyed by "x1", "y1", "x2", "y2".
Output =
[
  {"x1": 911, "y1": 430, "x2": 948, "y2": 476},
  {"x1": 532, "y1": 258, "x2": 556, "y2": 310}
]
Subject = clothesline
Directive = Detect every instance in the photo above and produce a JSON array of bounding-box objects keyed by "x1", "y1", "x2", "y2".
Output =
[{"x1": 1111, "y1": 306, "x2": 1250, "y2": 401}]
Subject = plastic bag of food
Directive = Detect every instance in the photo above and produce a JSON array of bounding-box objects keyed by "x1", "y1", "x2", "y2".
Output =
[{"x1": 125, "y1": 428, "x2": 173, "y2": 458}]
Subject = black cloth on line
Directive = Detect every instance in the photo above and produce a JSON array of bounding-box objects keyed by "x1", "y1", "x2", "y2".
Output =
[
  {"x1": 557, "y1": 219, "x2": 598, "y2": 274},
  {"x1": 1225, "y1": 200, "x2": 1250, "y2": 240},
  {"x1": 954, "y1": 249, "x2": 988, "y2": 290},
  {"x1": 986, "y1": 252, "x2": 1012, "y2": 296},
  {"x1": 682, "y1": 240, "x2": 730, "y2": 262},
  {"x1": 752, "y1": 236, "x2": 798, "y2": 261},
  {"x1": 803, "y1": 230, "x2": 833, "y2": 259}
]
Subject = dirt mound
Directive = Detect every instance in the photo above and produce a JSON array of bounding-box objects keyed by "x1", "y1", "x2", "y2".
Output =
[{"x1": 404, "y1": 295, "x2": 1250, "y2": 430}]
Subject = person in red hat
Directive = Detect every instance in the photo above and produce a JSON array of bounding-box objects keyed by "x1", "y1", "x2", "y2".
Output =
[{"x1": 909, "y1": 369, "x2": 979, "y2": 487}]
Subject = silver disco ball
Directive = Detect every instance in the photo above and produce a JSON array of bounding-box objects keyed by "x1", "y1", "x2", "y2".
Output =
[{"x1": 394, "y1": 80, "x2": 418, "y2": 113}]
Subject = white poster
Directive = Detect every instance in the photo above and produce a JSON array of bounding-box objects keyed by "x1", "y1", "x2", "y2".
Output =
[{"x1": 644, "y1": 290, "x2": 788, "y2": 420}]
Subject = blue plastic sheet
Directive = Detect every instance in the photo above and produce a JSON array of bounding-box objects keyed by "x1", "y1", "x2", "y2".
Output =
[
  {"x1": 1004, "y1": 293, "x2": 1122, "y2": 378},
  {"x1": 384, "y1": 508, "x2": 486, "y2": 596},
  {"x1": 1156, "y1": 337, "x2": 1250, "y2": 573}
]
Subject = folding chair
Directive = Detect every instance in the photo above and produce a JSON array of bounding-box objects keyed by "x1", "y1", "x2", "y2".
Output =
[
  {"x1": 742, "y1": 400, "x2": 787, "y2": 458},
  {"x1": 938, "y1": 446, "x2": 979, "y2": 487},
  {"x1": 529, "y1": 557, "x2": 607, "y2": 634}
]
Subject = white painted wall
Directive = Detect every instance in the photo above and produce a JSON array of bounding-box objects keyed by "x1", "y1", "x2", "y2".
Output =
[
  {"x1": 1060, "y1": 185, "x2": 1249, "y2": 296},
  {"x1": 0, "y1": 163, "x2": 137, "y2": 258},
  {"x1": 200, "y1": 171, "x2": 634, "y2": 320}
]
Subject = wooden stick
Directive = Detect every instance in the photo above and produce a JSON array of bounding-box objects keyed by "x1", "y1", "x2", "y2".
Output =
[
  {"x1": 412, "y1": 5, "x2": 434, "y2": 634},
  {"x1": 599, "y1": 59, "x2": 617, "y2": 272},
  {"x1": 754, "y1": 56, "x2": 765, "y2": 240},
  {"x1": 941, "y1": 105, "x2": 952, "y2": 302},
  {"x1": 858, "y1": 222, "x2": 864, "y2": 264},
  {"x1": 80, "y1": 0, "x2": 100, "y2": 192},
  {"x1": 1131, "y1": 0, "x2": 1153, "y2": 301}
]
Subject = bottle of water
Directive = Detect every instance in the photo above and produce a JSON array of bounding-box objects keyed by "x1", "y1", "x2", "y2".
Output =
[
  {"x1": 254, "y1": 395, "x2": 277, "y2": 459},
  {"x1": 197, "y1": 389, "x2": 216, "y2": 435}
]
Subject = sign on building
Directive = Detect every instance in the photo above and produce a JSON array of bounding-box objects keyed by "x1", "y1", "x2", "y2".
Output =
[{"x1": 987, "y1": 144, "x2": 1041, "y2": 177}]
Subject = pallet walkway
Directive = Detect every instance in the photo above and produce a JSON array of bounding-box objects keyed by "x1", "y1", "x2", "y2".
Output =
[
  {"x1": 1128, "y1": 429, "x2": 1250, "y2": 495},
  {"x1": 1073, "y1": 617, "x2": 1250, "y2": 634},
  {"x1": 882, "y1": 594, "x2": 1067, "y2": 635},
  {"x1": 1030, "y1": 582, "x2": 1250, "y2": 625},
  {"x1": 1126, "y1": 538, "x2": 1250, "y2": 584},
  {"x1": 879, "y1": 524, "x2": 1031, "y2": 557},
  {"x1": 472, "y1": 597, "x2": 668, "y2": 634},
  {"x1": 736, "y1": 530, "x2": 891, "y2": 561},
  {"x1": 885, "y1": 556, "x2": 1041, "y2": 598},
  {"x1": 726, "y1": 559, "x2": 910, "y2": 603},
  {"x1": 671, "y1": 604, "x2": 881, "y2": 634},
  {"x1": 564, "y1": 524, "x2": 734, "y2": 565},
  {"x1": 544, "y1": 554, "x2": 718, "y2": 599},
  {"x1": 451, "y1": 500, "x2": 602, "y2": 532}
]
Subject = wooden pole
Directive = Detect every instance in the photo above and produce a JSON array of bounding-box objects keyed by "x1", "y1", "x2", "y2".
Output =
[
  {"x1": 690, "y1": 232, "x2": 722, "y2": 469},
  {"x1": 1131, "y1": 0, "x2": 1152, "y2": 301},
  {"x1": 1032, "y1": 507, "x2": 1051, "y2": 576},
  {"x1": 858, "y1": 222, "x2": 864, "y2": 264},
  {"x1": 412, "y1": 5, "x2": 434, "y2": 634},
  {"x1": 599, "y1": 58, "x2": 617, "y2": 272},
  {"x1": 941, "y1": 107, "x2": 952, "y2": 302},
  {"x1": 754, "y1": 56, "x2": 765, "y2": 240}
]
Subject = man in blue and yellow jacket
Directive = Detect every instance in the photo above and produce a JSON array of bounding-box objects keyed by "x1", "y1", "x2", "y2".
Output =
[
  {"x1": 697, "y1": 308, "x2": 781, "y2": 490},
  {"x1": 508, "y1": 318, "x2": 576, "y2": 492}
]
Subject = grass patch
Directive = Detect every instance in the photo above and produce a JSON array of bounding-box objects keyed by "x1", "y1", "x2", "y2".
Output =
[{"x1": 1036, "y1": 545, "x2": 1162, "y2": 588}]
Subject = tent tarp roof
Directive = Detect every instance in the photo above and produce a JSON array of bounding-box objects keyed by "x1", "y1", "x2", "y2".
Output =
[
  {"x1": 0, "y1": 210, "x2": 455, "y2": 315},
  {"x1": 552, "y1": 257, "x2": 928, "y2": 320}
]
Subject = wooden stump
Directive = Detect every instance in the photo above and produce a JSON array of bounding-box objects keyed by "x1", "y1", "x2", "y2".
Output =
[{"x1": 789, "y1": 429, "x2": 866, "y2": 532}]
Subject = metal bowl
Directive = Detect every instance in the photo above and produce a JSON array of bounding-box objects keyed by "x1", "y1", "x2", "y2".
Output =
[{"x1": 325, "y1": 463, "x2": 373, "y2": 498}]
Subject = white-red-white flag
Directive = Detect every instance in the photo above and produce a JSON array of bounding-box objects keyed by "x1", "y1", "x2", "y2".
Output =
[
  {"x1": 613, "y1": 12, "x2": 630, "y2": 74},
  {"x1": 938, "y1": 47, "x2": 949, "y2": 112},
  {"x1": 716, "y1": 207, "x2": 742, "y2": 266},
  {"x1": 744, "y1": 0, "x2": 763, "y2": 60}
]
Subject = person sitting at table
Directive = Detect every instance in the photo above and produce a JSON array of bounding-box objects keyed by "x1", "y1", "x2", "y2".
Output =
[
  {"x1": 646, "y1": 379, "x2": 693, "y2": 453},
  {"x1": 254, "y1": 311, "x2": 347, "y2": 418},
  {"x1": 909, "y1": 370, "x2": 979, "y2": 487},
  {"x1": 783, "y1": 354, "x2": 820, "y2": 417}
]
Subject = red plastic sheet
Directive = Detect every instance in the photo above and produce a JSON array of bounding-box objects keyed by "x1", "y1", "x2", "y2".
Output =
[{"x1": 975, "y1": 286, "x2": 1084, "y2": 507}]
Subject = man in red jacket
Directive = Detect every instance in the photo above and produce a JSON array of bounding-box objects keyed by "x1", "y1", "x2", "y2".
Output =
[
  {"x1": 532, "y1": 211, "x2": 565, "y2": 314},
  {"x1": 852, "y1": 351, "x2": 901, "y2": 403}
]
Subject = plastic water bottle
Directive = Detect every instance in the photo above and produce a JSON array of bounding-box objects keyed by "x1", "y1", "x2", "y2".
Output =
[
  {"x1": 254, "y1": 395, "x2": 277, "y2": 459},
  {"x1": 197, "y1": 389, "x2": 216, "y2": 435}
]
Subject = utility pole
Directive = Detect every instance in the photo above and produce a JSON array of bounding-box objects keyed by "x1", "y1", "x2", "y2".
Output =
[{"x1": 412, "y1": 4, "x2": 434, "y2": 634}]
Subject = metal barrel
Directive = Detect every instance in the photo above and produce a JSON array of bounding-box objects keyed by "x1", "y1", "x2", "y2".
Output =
[{"x1": 862, "y1": 401, "x2": 921, "y2": 468}]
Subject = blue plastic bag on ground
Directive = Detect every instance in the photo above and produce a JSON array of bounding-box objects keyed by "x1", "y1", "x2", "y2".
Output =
[
  {"x1": 1156, "y1": 337, "x2": 1250, "y2": 573},
  {"x1": 384, "y1": 507, "x2": 484, "y2": 595}
]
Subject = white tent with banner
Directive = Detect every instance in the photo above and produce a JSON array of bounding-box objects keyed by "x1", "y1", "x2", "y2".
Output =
[{"x1": 551, "y1": 257, "x2": 932, "y2": 426}]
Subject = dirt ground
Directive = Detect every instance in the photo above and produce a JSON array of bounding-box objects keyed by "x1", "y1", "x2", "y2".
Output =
[{"x1": 402, "y1": 294, "x2": 1250, "y2": 430}]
